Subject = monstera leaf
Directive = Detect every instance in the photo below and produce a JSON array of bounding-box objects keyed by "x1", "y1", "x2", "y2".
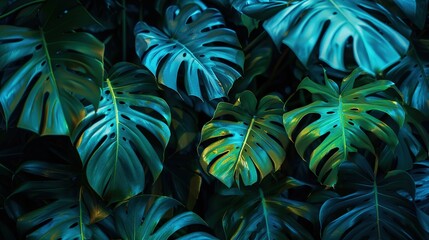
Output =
[
  {"x1": 207, "y1": 177, "x2": 317, "y2": 240},
  {"x1": 380, "y1": 106, "x2": 429, "y2": 171},
  {"x1": 12, "y1": 138, "x2": 113, "y2": 239},
  {"x1": 283, "y1": 68, "x2": 405, "y2": 185},
  {"x1": 0, "y1": 1, "x2": 104, "y2": 135},
  {"x1": 320, "y1": 159, "x2": 427, "y2": 239},
  {"x1": 72, "y1": 63, "x2": 171, "y2": 203},
  {"x1": 243, "y1": 0, "x2": 410, "y2": 75},
  {"x1": 390, "y1": 0, "x2": 428, "y2": 29},
  {"x1": 134, "y1": 4, "x2": 244, "y2": 101},
  {"x1": 114, "y1": 195, "x2": 215, "y2": 240},
  {"x1": 199, "y1": 91, "x2": 287, "y2": 187},
  {"x1": 387, "y1": 39, "x2": 429, "y2": 117}
]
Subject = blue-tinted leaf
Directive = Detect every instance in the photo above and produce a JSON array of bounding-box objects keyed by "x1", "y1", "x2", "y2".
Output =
[{"x1": 135, "y1": 4, "x2": 244, "y2": 101}]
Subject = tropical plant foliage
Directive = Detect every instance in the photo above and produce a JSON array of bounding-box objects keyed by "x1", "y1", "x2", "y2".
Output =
[{"x1": 0, "y1": 0, "x2": 428, "y2": 239}]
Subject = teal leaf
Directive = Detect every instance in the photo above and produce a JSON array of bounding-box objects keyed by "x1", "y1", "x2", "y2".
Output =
[
  {"x1": 283, "y1": 68, "x2": 405, "y2": 185},
  {"x1": 114, "y1": 195, "x2": 215, "y2": 240},
  {"x1": 135, "y1": 4, "x2": 244, "y2": 101},
  {"x1": 409, "y1": 160, "x2": 429, "y2": 234},
  {"x1": 391, "y1": 0, "x2": 428, "y2": 29},
  {"x1": 0, "y1": 2, "x2": 104, "y2": 135},
  {"x1": 72, "y1": 63, "x2": 171, "y2": 203},
  {"x1": 253, "y1": 0, "x2": 410, "y2": 75},
  {"x1": 199, "y1": 91, "x2": 287, "y2": 187},
  {"x1": 208, "y1": 177, "x2": 316, "y2": 240},
  {"x1": 320, "y1": 160, "x2": 427, "y2": 239},
  {"x1": 386, "y1": 39, "x2": 429, "y2": 117}
]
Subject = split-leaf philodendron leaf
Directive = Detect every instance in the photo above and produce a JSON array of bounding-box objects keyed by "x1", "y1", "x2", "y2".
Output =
[
  {"x1": 283, "y1": 68, "x2": 405, "y2": 185},
  {"x1": 320, "y1": 160, "x2": 427, "y2": 239},
  {"x1": 244, "y1": 0, "x2": 410, "y2": 75},
  {"x1": 72, "y1": 63, "x2": 171, "y2": 203},
  {"x1": 135, "y1": 4, "x2": 244, "y2": 101},
  {"x1": 199, "y1": 90, "x2": 287, "y2": 187},
  {"x1": 114, "y1": 195, "x2": 215, "y2": 240},
  {"x1": 0, "y1": 2, "x2": 104, "y2": 135}
]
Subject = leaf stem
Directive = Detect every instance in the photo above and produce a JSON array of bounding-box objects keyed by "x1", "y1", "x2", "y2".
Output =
[{"x1": 0, "y1": 0, "x2": 44, "y2": 19}]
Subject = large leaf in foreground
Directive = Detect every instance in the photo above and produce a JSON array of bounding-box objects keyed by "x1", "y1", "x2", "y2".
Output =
[
  {"x1": 0, "y1": 2, "x2": 104, "y2": 135},
  {"x1": 320, "y1": 160, "x2": 427, "y2": 239},
  {"x1": 199, "y1": 91, "x2": 287, "y2": 187},
  {"x1": 114, "y1": 195, "x2": 215, "y2": 240},
  {"x1": 245, "y1": 0, "x2": 410, "y2": 74},
  {"x1": 283, "y1": 69, "x2": 405, "y2": 185},
  {"x1": 135, "y1": 4, "x2": 244, "y2": 101},
  {"x1": 73, "y1": 63, "x2": 171, "y2": 203}
]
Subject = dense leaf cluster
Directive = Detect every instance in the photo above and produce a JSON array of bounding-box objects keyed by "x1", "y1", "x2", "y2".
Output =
[{"x1": 0, "y1": 0, "x2": 428, "y2": 239}]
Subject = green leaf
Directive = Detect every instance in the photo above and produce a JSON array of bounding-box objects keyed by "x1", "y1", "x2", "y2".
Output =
[
  {"x1": 199, "y1": 91, "x2": 287, "y2": 187},
  {"x1": 283, "y1": 68, "x2": 405, "y2": 185},
  {"x1": 208, "y1": 177, "x2": 316, "y2": 240},
  {"x1": 72, "y1": 63, "x2": 171, "y2": 203},
  {"x1": 134, "y1": 4, "x2": 244, "y2": 101},
  {"x1": 251, "y1": 0, "x2": 410, "y2": 74},
  {"x1": 320, "y1": 159, "x2": 427, "y2": 240},
  {"x1": 114, "y1": 195, "x2": 215, "y2": 240},
  {"x1": 0, "y1": 1, "x2": 104, "y2": 135}
]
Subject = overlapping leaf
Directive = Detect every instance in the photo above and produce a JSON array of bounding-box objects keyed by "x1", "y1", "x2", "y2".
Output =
[
  {"x1": 283, "y1": 69, "x2": 405, "y2": 185},
  {"x1": 114, "y1": 195, "x2": 215, "y2": 240},
  {"x1": 387, "y1": 39, "x2": 429, "y2": 117},
  {"x1": 409, "y1": 160, "x2": 429, "y2": 234},
  {"x1": 207, "y1": 177, "x2": 316, "y2": 240},
  {"x1": 135, "y1": 4, "x2": 244, "y2": 101},
  {"x1": 320, "y1": 160, "x2": 427, "y2": 239},
  {"x1": 243, "y1": 0, "x2": 410, "y2": 74},
  {"x1": 0, "y1": 1, "x2": 104, "y2": 135},
  {"x1": 13, "y1": 139, "x2": 113, "y2": 239},
  {"x1": 72, "y1": 63, "x2": 171, "y2": 203},
  {"x1": 199, "y1": 91, "x2": 287, "y2": 187}
]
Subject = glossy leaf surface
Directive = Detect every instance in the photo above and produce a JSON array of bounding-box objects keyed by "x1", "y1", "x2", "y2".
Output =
[
  {"x1": 0, "y1": 2, "x2": 104, "y2": 135},
  {"x1": 208, "y1": 177, "x2": 316, "y2": 240},
  {"x1": 114, "y1": 195, "x2": 215, "y2": 240},
  {"x1": 254, "y1": 0, "x2": 409, "y2": 74},
  {"x1": 320, "y1": 160, "x2": 427, "y2": 239},
  {"x1": 283, "y1": 69, "x2": 405, "y2": 185},
  {"x1": 73, "y1": 63, "x2": 171, "y2": 203},
  {"x1": 200, "y1": 91, "x2": 287, "y2": 187},
  {"x1": 135, "y1": 4, "x2": 244, "y2": 101}
]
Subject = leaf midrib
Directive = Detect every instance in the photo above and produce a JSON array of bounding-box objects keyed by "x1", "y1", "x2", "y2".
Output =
[
  {"x1": 106, "y1": 79, "x2": 119, "y2": 190},
  {"x1": 259, "y1": 188, "x2": 272, "y2": 240},
  {"x1": 40, "y1": 27, "x2": 67, "y2": 133},
  {"x1": 233, "y1": 117, "x2": 256, "y2": 176}
]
